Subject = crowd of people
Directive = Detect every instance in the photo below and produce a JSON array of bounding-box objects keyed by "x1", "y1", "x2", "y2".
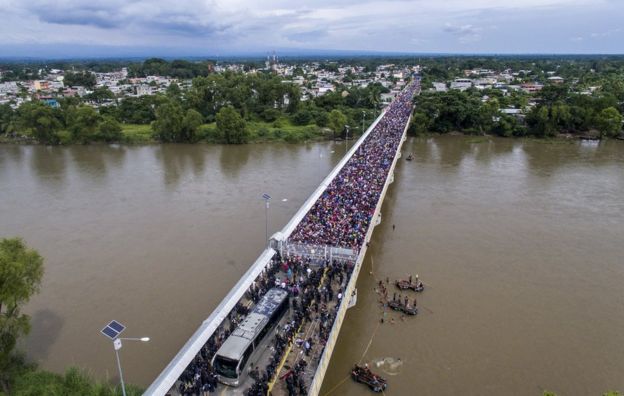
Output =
[
  {"x1": 289, "y1": 79, "x2": 420, "y2": 250},
  {"x1": 173, "y1": 80, "x2": 419, "y2": 396}
]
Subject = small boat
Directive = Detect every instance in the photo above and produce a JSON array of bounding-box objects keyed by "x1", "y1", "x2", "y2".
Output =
[
  {"x1": 406, "y1": 154, "x2": 414, "y2": 161},
  {"x1": 388, "y1": 299, "x2": 418, "y2": 315},
  {"x1": 395, "y1": 279, "x2": 424, "y2": 292},
  {"x1": 387, "y1": 300, "x2": 403, "y2": 312},
  {"x1": 351, "y1": 365, "x2": 388, "y2": 393},
  {"x1": 403, "y1": 305, "x2": 418, "y2": 316}
]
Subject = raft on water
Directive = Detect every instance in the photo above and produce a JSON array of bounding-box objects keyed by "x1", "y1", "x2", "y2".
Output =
[
  {"x1": 395, "y1": 279, "x2": 424, "y2": 292},
  {"x1": 388, "y1": 300, "x2": 418, "y2": 315},
  {"x1": 351, "y1": 365, "x2": 388, "y2": 393}
]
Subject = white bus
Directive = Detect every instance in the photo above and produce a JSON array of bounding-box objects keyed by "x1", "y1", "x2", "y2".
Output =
[{"x1": 212, "y1": 288, "x2": 290, "y2": 386}]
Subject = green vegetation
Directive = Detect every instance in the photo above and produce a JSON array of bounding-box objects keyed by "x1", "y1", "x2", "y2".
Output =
[
  {"x1": 152, "y1": 101, "x2": 203, "y2": 143},
  {"x1": 0, "y1": 237, "x2": 44, "y2": 393},
  {"x1": 128, "y1": 58, "x2": 211, "y2": 79},
  {"x1": 412, "y1": 56, "x2": 624, "y2": 138},
  {"x1": 15, "y1": 102, "x2": 62, "y2": 144},
  {"x1": 216, "y1": 106, "x2": 248, "y2": 144},
  {"x1": 0, "y1": 237, "x2": 143, "y2": 395},
  {"x1": 2, "y1": 363, "x2": 142, "y2": 396},
  {"x1": 63, "y1": 71, "x2": 97, "y2": 89},
  {"x1": 328, "y1": 110, "x2": 347, "y2": 139},
  {"x1": 120, "y1": 124, "x2": 154, "y2": 143},
  {"x1": 412, "y1": 84, "x2": 623, "y2": 138},
  {"x1": 118, "y1": 120, "x2": 324, "y2": 144}
]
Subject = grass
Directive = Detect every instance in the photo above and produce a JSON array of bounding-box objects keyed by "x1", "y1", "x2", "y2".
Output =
[
  {"x1": 246, "y1": 118, "x2": 327, "y2": 143},
  {"x1": 198, "y1": 118, "x2": 329, "y2": 144},
  {"x1": 120, "y1": 123, "x2": 154, "y2": 144}
]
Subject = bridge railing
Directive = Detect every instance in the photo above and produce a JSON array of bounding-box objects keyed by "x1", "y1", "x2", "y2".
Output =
[{"x1": 279, "y1": 242, "x2": 359, "y2": 265}]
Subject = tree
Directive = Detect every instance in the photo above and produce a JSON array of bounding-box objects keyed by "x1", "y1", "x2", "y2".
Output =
[
  {"x1": 527, "y1": 106, "x2": 557, "y2": 138},
  {"x1": 292, "y1": 109, "x2": 314, "y2": 126},
  {"x1": 0, "y1": 104, "x2": 16, "y2": 137},
  {"x1": 63, "y1": 71, "x2": 96, "y2": 89},
  {"x1": 410, "y1": 112, "x2": 431, "y2": 135},
  {"x1": 152, "y1": 102, "x2": 204, "y2": 143},
  {"x1": 18, "y1": 102, "x2": 61, "y2": 144},
  {"x1": 595, "y1": 107, "x2": 623, "y2": 138},
  {"x1": 216, "y1": 106, "x2": 248, "y2": 144},
  {"x1": 328, "y1": 109, "x2": 347, "y2": 138},
  {"x1": 0, "y1": 238, "x2": 44, "y2": 393},
  {"x1": 67, "y1": 105, "x2": 101, "y2": 143},
  {"x1": 97, "y1": 116, "x2": 123, "y2": 142},
  {"x1": 151, "y1": 101, "x2": 184, "y2": 142},
  {"x1": 166, "y1": 82, "x2": 181, "y2": 98},
  {"x1": 84, "y1": 86, "x2": 115, "y2": 103},
  {"x1": 118, "y1": 96, "x2": 163, "y2": 124},
  {"x1": 181, "y1": 109, "x2": 203, "y2": 143},
  {"x1": 493, "y1": 115, "x2": 515, "y2": 137},
  {"x1": 477, "y1": 98, "x2": 499, "y2": 133}
]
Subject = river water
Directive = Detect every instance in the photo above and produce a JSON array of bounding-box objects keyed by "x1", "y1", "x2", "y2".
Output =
[{"x1": 1, "y1": 137, "x2": 623, "y2": 395}]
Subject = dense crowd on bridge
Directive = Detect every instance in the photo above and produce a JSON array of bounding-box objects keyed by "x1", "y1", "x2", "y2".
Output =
[
  {"x1": 175, "y1": 251, "x2": 354, "y2": 396},
  {"x1": 289, "y1": 79, "x2": 420, "y2": 250},
  {"x1": 173, "y1": 80, "x2": 419, "y2": 396}
]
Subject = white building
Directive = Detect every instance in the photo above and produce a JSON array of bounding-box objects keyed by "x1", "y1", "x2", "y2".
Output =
[
  {"x1": 450, "y1": 78, "x2": 473, "y2": 91},
  {"x1": 432, "y1": 82, "x2": 448, "y2": 92}
]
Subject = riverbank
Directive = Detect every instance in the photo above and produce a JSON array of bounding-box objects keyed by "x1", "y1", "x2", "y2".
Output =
[
  {"x1": 412, "y1": 130, "x2": 624, "y2": 143},
  {"x1": 0, "y1": 119, "x2": 331, "y2": 145}
]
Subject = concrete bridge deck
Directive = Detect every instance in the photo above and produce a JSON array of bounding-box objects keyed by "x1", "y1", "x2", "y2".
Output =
[{"x1": 144, "y1": 77, "x2": 420, "y2": 396}]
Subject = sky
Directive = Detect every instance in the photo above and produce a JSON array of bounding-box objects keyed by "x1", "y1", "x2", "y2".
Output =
[{"x1": 0, "y1": 0, "x2": 623, "y2": 58}]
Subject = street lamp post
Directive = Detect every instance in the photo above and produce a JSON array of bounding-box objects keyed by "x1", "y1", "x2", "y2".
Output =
[
  {"x1": 344, "y1": 125, "x2": 350, "y2": 154},
  {"x1": 361, "y1": 111, "x2": 366, "y2": 134},
  {"x1": 262, "y1": 193, "x2": 271, "y2": 245},
  {"x1": 100, "y1": 321, "x2": 149, "y2": 396}
]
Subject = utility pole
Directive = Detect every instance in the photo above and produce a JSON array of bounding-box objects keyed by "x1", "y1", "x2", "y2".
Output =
[
  {"x1": 262, "y1": 193, "x2": 271, "y2": 245},
  {"x1": 362, "y1": 111, "x2": 366, "y2": 134}
]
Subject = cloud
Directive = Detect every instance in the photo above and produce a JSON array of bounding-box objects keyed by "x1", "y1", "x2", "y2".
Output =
[
  {"x1": 37, "y1": 8, "x2": 122, "y2": 28},
  {"x1": 0, "y1": 0, "x2": 622, "y2": 55},
  {"x1": 443, "y1": 23, "x2": 483, "y2": 43}
]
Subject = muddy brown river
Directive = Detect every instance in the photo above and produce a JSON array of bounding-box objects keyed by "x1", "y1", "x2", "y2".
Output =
[{"x1": 1, "y1": 137, "x2": 623, "y2": 395}]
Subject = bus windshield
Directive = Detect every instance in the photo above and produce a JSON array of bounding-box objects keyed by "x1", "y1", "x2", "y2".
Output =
[{"x1": 214, "y1": 356, "x2": 239, "y2": 379}]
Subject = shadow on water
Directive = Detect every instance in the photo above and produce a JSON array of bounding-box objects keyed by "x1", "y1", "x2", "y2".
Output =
[
  {"x1": 219, "y1": 144, "x2": 250, "y2": 179},
  {"x1": 470, "y1": 138, "x2": 515, "y2": 165},
  {"x1": 68, "y1": 146, "x2": 108, "y2": 182},
  {"x1": 30, "y1": 146, "x2": 68, "y2": 190},
  {"x1": 523, "y1": 139, "x2": 624, "y2": 178},
  {"x1": 23, "y1": 309, "x2": 64, "y2": 362},
  {"x1": 408, "y1": 136, "x2": 436, "y2": 164},
  {"x1": 155, "y1": 144, "x2": 207, "y2": 189},
  {"x1": 67, "y1": 144, "x2": 128, "y2": 182},
  {"x1": 0, "y1": 145, "x2": 25, "y2": 169},
  {"x1": 429, "y1": 135, "x2": 473, "y2": 172}
]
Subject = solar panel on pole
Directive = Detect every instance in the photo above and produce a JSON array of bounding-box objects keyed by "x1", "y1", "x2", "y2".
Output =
[
  {"x1": 100, "y1": 320, "x2": 126, "y2": 340},
  {"x1": 109, "y1": 320, "x2": 126, "y2": 333}
]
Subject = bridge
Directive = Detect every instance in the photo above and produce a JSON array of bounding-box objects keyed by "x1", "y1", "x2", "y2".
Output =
[{"x1": 144, "y1": 77, "x2": 421, "y2": 396}]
